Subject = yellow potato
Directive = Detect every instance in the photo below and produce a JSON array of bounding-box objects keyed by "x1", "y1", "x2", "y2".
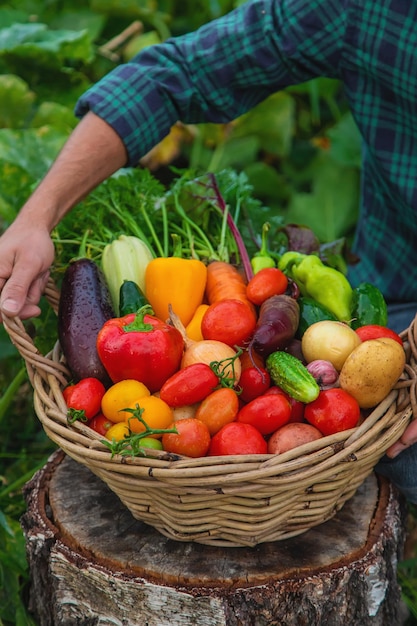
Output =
[
  {"x1": 339, "y1": 337, "x2": 405, "y2": 408},
  {"x1": 301, "y1": 320, "x2": 362, "y2": 371}
]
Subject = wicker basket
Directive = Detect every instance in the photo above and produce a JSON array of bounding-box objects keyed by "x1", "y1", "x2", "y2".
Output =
[{"x1": 4, "y1": 279, "x2": 417, "y2": 547}]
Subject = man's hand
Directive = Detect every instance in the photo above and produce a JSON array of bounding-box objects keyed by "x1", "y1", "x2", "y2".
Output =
[
  {"x1": 386, "y1": 418, "x2": 417, "y2": 458},
  {"x1": 0, "y1": 111, "x2": 128, "y2": 321},
  {"x1": 0, "y1": 222, "x2": 55, "y2": 320}
]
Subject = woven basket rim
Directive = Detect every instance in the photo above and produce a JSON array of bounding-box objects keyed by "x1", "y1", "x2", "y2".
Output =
[
  {"x1": 3, "y1": 277, "x2": 417, "y2": 471},
  {"x1": 4, "y1": 277, "x2": 417, "y2": 546}
]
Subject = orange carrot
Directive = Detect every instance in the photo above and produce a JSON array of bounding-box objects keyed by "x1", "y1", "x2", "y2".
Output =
[{"x1": 205, "y1": 261, "x2": 256, "y2": 314}]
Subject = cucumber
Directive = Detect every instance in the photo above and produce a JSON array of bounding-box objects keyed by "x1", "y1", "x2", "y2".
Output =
[
  {"x1": 119, "y1": 280, "x2": 149, "y2": 316},
  {"x1": 296, "y1": 296, "x2": 338, "y2": 338},
  {"x1": 266, "y1": 351, "x2": 320, "y2": 403},
  {"x1": 350, "y1": 282, "x2": 388, "y2": 329}
]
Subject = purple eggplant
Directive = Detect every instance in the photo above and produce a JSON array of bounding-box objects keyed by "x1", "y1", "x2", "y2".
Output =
[
  {"x1": 58, "y1": 258, "x2": 114, "y2": 385},
  {"x1": 248, "y1": 294, "x2": 300, "y2": 358}
]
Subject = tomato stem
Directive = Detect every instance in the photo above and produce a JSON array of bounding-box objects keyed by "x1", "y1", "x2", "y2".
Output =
[
  {"x1": 210, "y1": 347, "x2": 243, "y2": 391},
  {"x1": 67, "y1": 408, "x2": 88, "y2": 424},
  {"x1": 103, "y1": 404, "x2": 178, "y2": 457}
]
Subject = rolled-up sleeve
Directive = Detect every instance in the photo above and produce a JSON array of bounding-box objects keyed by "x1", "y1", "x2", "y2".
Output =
[{"x1": 75, "y1": 0, "x2": 346, "y2": 165}]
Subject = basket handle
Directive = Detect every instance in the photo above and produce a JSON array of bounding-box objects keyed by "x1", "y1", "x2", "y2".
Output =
[{"x1": 2, "y1": 277, "x2": 70, "y2": 387}]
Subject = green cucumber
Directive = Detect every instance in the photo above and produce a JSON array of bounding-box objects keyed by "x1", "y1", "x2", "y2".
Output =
[
  {"x1": 296, "y1": 296, "x2": 338, "y2": 338},
  {"x1": 350, "y1": 282, "x2": 388, "y2": 329},
  {"x1": 266, "y1": 351, "x2": 320, "y2": 403},
  {"x1": 119, "y1": 280, "x2": 149, "y2": 316}
]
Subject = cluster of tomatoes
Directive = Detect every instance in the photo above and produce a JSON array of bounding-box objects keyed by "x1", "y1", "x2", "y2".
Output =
[
  {"x1": 62, "y1": 264, "x2": 405, "y2": 459},
  {"x1": 63, "y1": 349, "x2": 361, "y2": 459}
]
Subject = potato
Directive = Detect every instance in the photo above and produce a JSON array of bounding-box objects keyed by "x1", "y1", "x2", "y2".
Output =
[
  {"x1": 339, "y1": 337, "x2": 405, "y2": 408},
  {"x1": 267, "y1": 422, "x2": 323, "y2": 454},
  {"x1": 301, "y1": 320, "x2": 362, "y2": 371}
]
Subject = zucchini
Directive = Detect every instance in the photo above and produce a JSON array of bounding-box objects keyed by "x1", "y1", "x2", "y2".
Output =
[
  {"x1": 119, "y1": 280, "x2": 149, "y2": 316},
  {"x1": 296, "y1": 296, "x2": 338, "y2": 338},
  {"x1": 266, "y1": 351, "x2": 320, "y2": 403},
  {"x1": 350, "y1": 282, "x2": 388, "y2": 329}
]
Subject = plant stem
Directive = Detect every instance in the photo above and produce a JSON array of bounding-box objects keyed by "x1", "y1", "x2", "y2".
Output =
[{"x1": 0, "y1": 368, "x2": 27, "y2": 425}]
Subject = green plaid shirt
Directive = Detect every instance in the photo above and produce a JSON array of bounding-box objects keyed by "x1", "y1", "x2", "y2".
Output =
[{"x1": 76, "y1": 0, "x2": 417, "y2": 303}]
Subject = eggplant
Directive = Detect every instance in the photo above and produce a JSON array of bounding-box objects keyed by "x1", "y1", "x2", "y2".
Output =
[
  {"x1": 58, "y1": 258, "x2": 115, "y2": 385},
  {"x1": 248, "y1": 294, "x2": 300, "y2": 358}
]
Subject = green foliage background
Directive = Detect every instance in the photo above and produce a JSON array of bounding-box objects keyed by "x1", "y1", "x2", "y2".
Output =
[{"x1": 1, "y1": 1, "x2": 412, "y2": 625}]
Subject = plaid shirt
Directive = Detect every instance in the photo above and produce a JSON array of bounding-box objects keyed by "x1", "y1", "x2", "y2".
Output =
[{"x1": 76, "y1": 0, "x2": 417, "y2": 303}]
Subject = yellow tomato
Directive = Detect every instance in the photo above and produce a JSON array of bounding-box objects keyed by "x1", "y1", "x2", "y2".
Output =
[
  {"x1": 105, "y1": 422, "x2": 130, "y2": 442},
  {"x1": 101, "y1": 379, "x2": 150, "y2": 423},
  {"x1": 127, "y1": 395, "x2": 174, "y2": 437}
]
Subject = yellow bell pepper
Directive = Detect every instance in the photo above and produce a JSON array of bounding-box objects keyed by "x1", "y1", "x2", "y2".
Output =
[
  {"x1": 145, "y1": 257, "x2": 207, "y2": 326},
  {"x1": 185, "y1": 304, "x2": 209, "y2": 341}
]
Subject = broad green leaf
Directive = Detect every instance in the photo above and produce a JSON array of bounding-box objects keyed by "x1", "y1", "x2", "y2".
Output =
[
  {"x1": 0, "y1": 127, "x2": 68, "y2": 180},
  {"x1": 0, "y1": 162, "x2": 34, "y2": 225},
  {"x1": 327, "y1": 112, "x2": 362, "y2": 168},
  {"x1": 0, "y1": 22, "x2": 94, "y2": 70},
  {"x1": 30, "y1": 101, "x2": 77, "y2": 133},
  {"x1": 285, "y1": 154, "x2": 360, "y2": 242},
  {"x1": 232, "y1": 92, "x2": 295, "y2": 157},
  {"x1": 49, "y1": 10, "x2": 106, "y2": 42},
  {"x1": 208, "y1": 135, "x2": 260, "y2": 172},
  {"x1": 0, "y1": 74, "x2": 35, "y2": 129},
  {"x1": 0, "y1": 8, "x2": 31, "y2": 29},
  {"x1": 243, "y1": 161, "x2": 291, "y2": 203},
  {"x1": 90, "y1": 0, "x2": 157, "y2": 17}
]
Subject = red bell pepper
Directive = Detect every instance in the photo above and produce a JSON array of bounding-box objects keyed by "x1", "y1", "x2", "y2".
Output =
[{"x1": 96, "y1": 306, "x2": 184, "y2": 393}]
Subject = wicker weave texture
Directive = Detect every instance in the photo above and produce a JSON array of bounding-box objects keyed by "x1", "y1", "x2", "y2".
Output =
[{"x1": 3, "y1": 281, "x2": 416, "y2": 547}]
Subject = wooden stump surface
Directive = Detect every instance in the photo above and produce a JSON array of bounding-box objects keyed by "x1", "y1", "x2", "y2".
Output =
[{"x1": 21, "y1": 449, "x2": 407, "y2": 626}]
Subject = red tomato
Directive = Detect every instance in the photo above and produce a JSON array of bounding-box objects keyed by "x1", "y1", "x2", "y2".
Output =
[
  {"x1": 63, "y1": 377, "x2": 106, "y2": 420},
  {"x1": 208, "y1": 422, "x2": 268, "y2": 456},
  {"x1": 246, "y1": 267, "x2": 288, "y2": 306},
  {"x1": 159, "y1": 363, "x2": 219, "y2": 407},
  {"x1": 304, "y1": 388, "x2": 360, "y2": 436},
  {"x1": 264, "y1": 386, "x2": 305, "y2": 423},
  {"x1": 236, "y1": 392, "x2": 292, "y2": 435},
  {"x1": 239, "y1": 365, "x2": 271, "y2": 403},
  {"x1": 195, "y1": 387, "x2": 239, "y2": 435},
  {"x1": 162, "y1": 418, "x2": 211, "y2": 458},
  {"x1": 201, "y1": 298, "x2": 257, "y2": 347},
  {"x1": 87, "y1": 412, "x2": 114, "y2": 436},
  {"x1": 355, "y1": 324, "x2": 403, "y2": 345}
]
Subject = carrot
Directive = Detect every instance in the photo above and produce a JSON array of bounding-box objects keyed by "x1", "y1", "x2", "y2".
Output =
[{"x1": 205, "y1": 261, "x2": 256, "y2": 314}]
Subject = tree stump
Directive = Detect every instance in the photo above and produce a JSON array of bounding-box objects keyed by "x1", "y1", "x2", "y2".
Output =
[{"x1": 21, "y1": 449, "x2": 407, "y2": 626}]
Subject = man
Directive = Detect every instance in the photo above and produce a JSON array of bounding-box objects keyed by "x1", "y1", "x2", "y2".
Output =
[{"x1": 1, "y1": 0, "x2": 416, "y2": 494}]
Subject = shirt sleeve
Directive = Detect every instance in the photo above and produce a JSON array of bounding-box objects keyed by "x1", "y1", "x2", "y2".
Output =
[{"x1": 75, "y1": 0, "x2": 346, "y2": 165}]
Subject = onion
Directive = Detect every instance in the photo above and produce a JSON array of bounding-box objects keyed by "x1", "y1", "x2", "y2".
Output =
[
  {"x1": 306, "y1": 359, "x2": 339, "y2": 389},
  {"x1": 301, "y1": 320, "x2": 361, "y2": 372},
  {"x1": 169, "y1": 306, "x2": 241, "y2": 384}
]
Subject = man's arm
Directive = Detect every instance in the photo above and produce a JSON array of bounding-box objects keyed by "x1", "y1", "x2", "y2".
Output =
[
  {"x1": 0, "y1": 112, "x2": 127, "y2": 319},
  {"x1": 0, "y1": 0, "x2": 346, "y2": 320}
]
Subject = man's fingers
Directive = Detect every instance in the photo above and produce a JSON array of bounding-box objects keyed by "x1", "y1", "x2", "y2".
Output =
[
  {"x1": 0, "y1": 269, "x2": 49, "y2": 318},
  {"x1": 386, "y1": 420, "x2": 417, "y2": 458}
]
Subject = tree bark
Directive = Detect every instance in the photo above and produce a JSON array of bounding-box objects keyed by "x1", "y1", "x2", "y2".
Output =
[{"x1": 21, "y1": 449, "x2": 407, "y2": 626}]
